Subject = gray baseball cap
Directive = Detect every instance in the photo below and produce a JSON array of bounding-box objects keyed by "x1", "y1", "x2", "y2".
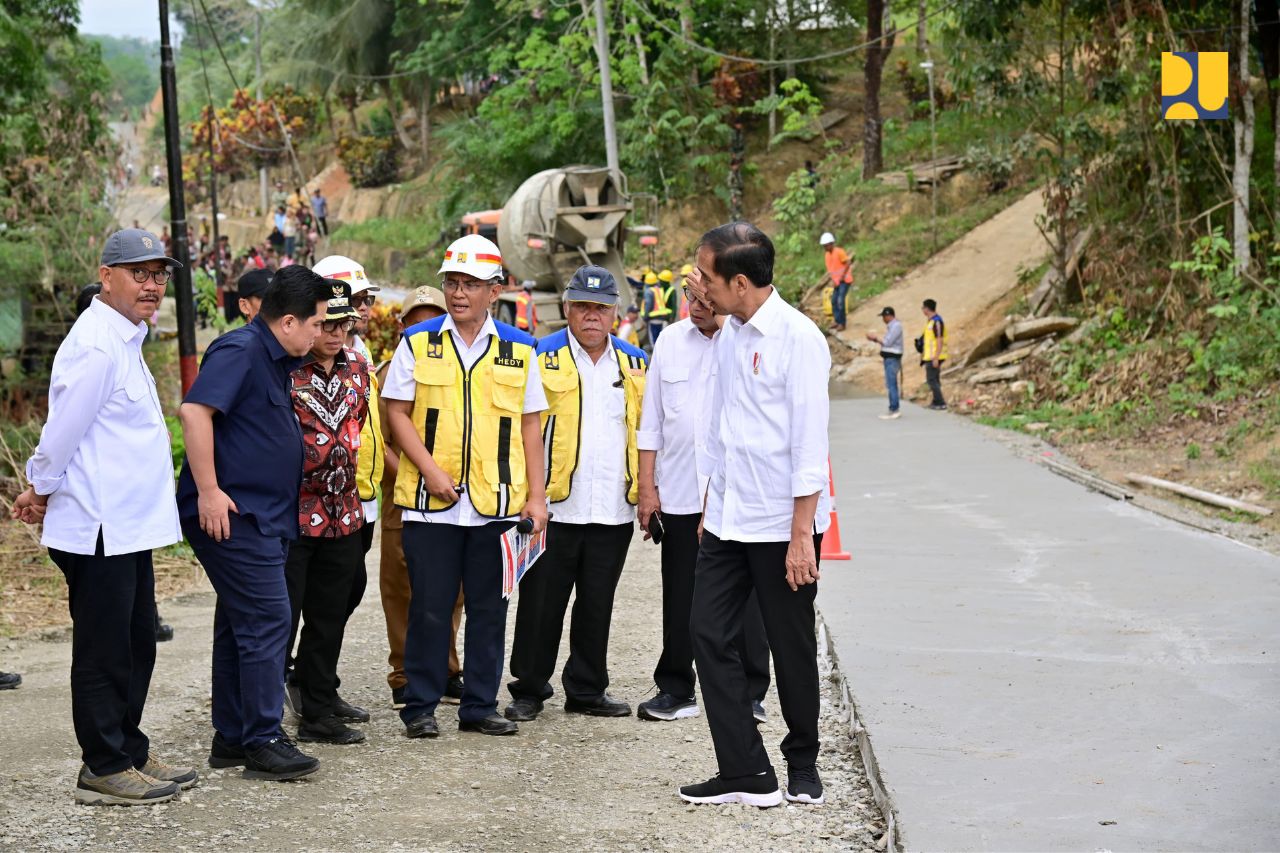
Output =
[
  {"x1": 564, "y1": 265, "x2": 619, "y2": 306},
  {"x1": 100, "y1": 228, "x2": 182, "y2": 268}
]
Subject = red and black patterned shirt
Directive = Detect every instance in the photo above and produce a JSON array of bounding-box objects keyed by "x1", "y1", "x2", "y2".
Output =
[{"x1": 290, "y1": 348, "x2": 370, "y2": 538}]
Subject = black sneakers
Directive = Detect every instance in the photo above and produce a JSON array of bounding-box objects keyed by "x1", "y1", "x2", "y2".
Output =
[
  {"x1": 785, "y1": 764, "x2": 825, "y2": 804},
  {"x1": 208, "y1": 732, "x2": 246, "y2": 769},
  {"x1": 503, "y1": 697, "x2": 543, "y2": 722},
  {"x1": 0, "y1": 671, "x2": 20, "y2": 690},
  {"x1": 404, "y1": 714, "x2": 439, "y2": 739},
  {"x1": 297, "y1": 715, "x2": 366, "y2": 745},
  {"x1": 459, "y1": 713, "x2": 518, "y2": 736},
  {"x1": 678, "y1": 769, "x2": 783, "y2": 807},
  {"x1": 637, "y1": 692, "x2": 699, "y2": 721},
  {"x1": 441, "y1": 673, "x2": 464, "y2": 705},
  {"x1": 333, "y1": 695, "x2": 370, "y2": 723},
  {"x1": 242, "y1": 737, "x2": 320, "y2": 781},
  {"x1": 564, "y1": 693, "x2": 631, "y2": 717}
]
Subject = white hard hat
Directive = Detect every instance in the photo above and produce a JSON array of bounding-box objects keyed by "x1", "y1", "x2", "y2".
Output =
[
  {"x1": 819, "y1": 232, "x2": 835, "y2": 245},
  {"x1": 439, "y1": 234, "x2": 504, "y2": 281},
  {"x1": 312, "y1": 255, "x2": 379, "y2": 294}
]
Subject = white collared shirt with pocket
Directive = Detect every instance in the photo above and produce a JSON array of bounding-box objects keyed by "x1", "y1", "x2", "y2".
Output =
[
  {"x1": 26, "y1": 298, "x2": 182, "y2": 556},
  {"x1": 703, "y1": 288, "x2": 832, "y2": 543},
  {"x1": 637, "y1": 318, "x2": 716, "y2": 515}
]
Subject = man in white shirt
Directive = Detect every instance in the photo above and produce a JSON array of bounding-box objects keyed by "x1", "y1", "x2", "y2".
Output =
[
  {"x1": 635, "y1": 287, "x2": 771, "y2": 723},
  {"x1": 382, "y1": 234, "x2": 548, "y2": 738},
  {"x1": 504, "y1": 267, "x2": 648, "y2": 722},
  {"x1": 679, "y1": 222, "x2": 832, "y2": 809},
  {"x1": 12, "y1": 229, "x2": 195, "y2": 806}
]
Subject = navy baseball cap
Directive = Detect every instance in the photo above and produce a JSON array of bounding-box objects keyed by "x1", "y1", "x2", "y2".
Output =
[
  {"x1": 237, "y1": 268, "x2": 273, "y2": 299},
  {"x1": 564, "y1": 265, "x2": 619, "y2": 306},
  {"x1": 100, "y1": 228, "x2": 181, "y2": 268}
]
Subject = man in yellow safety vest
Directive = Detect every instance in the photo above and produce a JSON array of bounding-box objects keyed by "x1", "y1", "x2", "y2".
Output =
[
  {"x1": 380, "y1": 234, "x2": 549, "y2": 738},
  {"x1": 504, "y1": 265, "x2": 647, "y2": 723}
]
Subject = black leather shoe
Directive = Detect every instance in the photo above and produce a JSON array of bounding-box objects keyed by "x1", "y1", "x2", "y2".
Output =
[
  {"x1": 503, "y1": 697, "x2": 543, "y2": 722},
  {"x1": 564, "y1": 694, "x2": 631, "y2": 717},
  {"x1": 333, "y1": 695, "x2": 370, "y2": 723},
  {"x1": 0, "y1": 671, "x2": 21, "y2": 690},
  {"x1": 243, "y1": 737, "x2": 319, "y2": 781},
  {"x1": 297, "y1": 715, "x2": 366, "y2": 745},
  {"x1": 441, "y1": 673, "x2": 464, "y2": 705},
  {"x1": 404, "y1": 714, "x2": 439, "y2": 738},
  {"x1": 459, "y1": 714, "x2": 518, "y2": 736},
  {"x1": 209, "y1": 731, "x2": 246, "y2": 768}
]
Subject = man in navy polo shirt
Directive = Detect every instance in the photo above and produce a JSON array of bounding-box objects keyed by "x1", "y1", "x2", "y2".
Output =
[{"x1": 177, "y1": 264, "x2": 333, "y2": 782}]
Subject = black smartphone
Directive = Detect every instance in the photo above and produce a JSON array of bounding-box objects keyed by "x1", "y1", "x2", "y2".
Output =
[{"x1": 648, "y1": 511, "x2": 664, "y2": 544}]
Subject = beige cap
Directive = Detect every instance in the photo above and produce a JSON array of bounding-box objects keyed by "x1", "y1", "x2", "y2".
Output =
[{"x1": 401, "y1": 285, "x2": 447, "y2": 315}]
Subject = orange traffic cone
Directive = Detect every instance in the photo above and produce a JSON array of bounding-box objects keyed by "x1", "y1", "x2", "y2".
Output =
[{"x1": 821, "y1": 458, "x2": 851, "y2": 561}]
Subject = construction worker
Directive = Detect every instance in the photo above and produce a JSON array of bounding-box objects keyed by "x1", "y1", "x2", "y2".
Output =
[
  {"x1": 505, "y1": 266, "x2": 647, "y2": 723},
  {"x1": 617, "y1": 304, "x2": 641, "y2": 348},
  {"x1": 645, "y1": 268, "x2": 676, "y2": 343},
  {"x1": 819, "y1": 232, "x2": 854, "y2": 332},
  {"x1": 512, "y1": 279, "x2": 537, "y2": 334},
  {"x1": 382, "y1": 234, "x2": 549, "y2": 738},
  {"x1": 376, "y1": 286, "x2": 466, "y2": 710},
  {"x1": 921, "y1": 298, "x2": 948, "y2": 410},
  {"x1": 677, "y1": 263, "x2": 694, "y2": 319}
]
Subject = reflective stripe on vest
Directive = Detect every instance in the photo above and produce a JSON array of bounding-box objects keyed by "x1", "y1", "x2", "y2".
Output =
[
  {"x1": 392, "y1": 321, "x2": 535, "y2": 518},
  {"x1": 537, "y1": 332, "x2": 647, "y2": 505},
  {"x1": 515, "y1": 292, "x2": 536, "y2": 330},
  {"x1": 647, "y1": 285, "x2": 674, "y2": 318}
]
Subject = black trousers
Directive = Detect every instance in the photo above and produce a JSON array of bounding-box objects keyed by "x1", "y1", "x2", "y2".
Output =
[
  {"x1": 691, "y1": 531, "x2": 823, "y2": 778},
  {"x1": 49, "y1": 536, "x2": 156, "y2": 776},
  {"x1": 926, "y1": 363, "x2": 946, "y2": 406},
  {"x1": 400, "y1": 521, "x2": 513, "y2": 724},
  {"x1": 509, "y1": 521, "x2": 632, "y2": 703},
  {"x1": 284, "y1": 530, "x2": 366, "y2": 720},
  {"x1": 655, "y1": 513, "x2": 770, "y2": 702}
]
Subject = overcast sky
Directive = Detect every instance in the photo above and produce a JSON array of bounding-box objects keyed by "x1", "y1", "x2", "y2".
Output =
[{"x1": 79, "y1": 0, "x2": 181, "y2": 41}]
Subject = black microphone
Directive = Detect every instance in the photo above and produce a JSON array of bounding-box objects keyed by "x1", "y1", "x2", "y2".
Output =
[{"x1": 516, "y1": 517, "x2": 535, "y2": 534}]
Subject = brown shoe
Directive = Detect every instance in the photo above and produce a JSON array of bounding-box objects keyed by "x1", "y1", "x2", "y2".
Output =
[
  {"x1": 74, "y1": 766, "x2": 178, "y2": 806},
  {"x1": 139, "y1": 754, "x2": 199, "y2": 789}
]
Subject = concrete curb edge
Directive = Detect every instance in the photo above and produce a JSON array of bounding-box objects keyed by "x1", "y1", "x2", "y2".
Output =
[{"x1": 816, "y1": 610, "x2": 901, "y2": 852}]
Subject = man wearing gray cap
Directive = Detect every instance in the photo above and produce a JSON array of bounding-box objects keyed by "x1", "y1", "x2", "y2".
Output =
[
  {"x1": 505, "y1": 266, "x2": 648, "y2": 722},
  {"x1": 12, "y1": 228, "x2": 196, "y2": 805}
]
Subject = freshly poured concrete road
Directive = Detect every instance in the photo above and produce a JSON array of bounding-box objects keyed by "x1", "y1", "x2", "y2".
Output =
[{"x1": 820, "y1": 398, "x2": 1280, "y2": 852}]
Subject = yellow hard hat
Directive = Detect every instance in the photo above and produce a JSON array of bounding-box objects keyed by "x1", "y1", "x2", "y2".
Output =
[
  {"x1": 644, "y1": 272, "x2": 659, "y2": 285},
  {"x1": 680, "y1": 263, "x2": 694, "y2": 276},
  {"x1": 658, "y1": 269, "x2": 674, "y2": 283}
]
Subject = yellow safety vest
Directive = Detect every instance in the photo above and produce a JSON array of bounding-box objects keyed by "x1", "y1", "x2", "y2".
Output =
[
  {"x1": 536, "y1": 330, "x2": 647, "y2": 505},
  {"x1": 392, "y1": 318, "x2": 536, "y2": 518},
  {"x1": 647, "y1": 285, "x2": 674, "y2": 319},
  {"x1": 355, "y1": 363, "x2": 385, "y2": 503},
  {"x1": 922, "y1": 314, "x2": 949, "y2": 362}
]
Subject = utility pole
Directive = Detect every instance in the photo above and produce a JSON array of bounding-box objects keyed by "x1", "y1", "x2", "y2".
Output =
[
  {"x1": 256, "y1": 10, "x2": 268, "y2": 216},
  {"x1": 159, "y1": 0, "x2": 198, "y2": 393},
  {"x1": 593, "y1": 0, "x2": 620, "y2": 178},
  {"x1": 921, "y1": 59, "x2": 938, "y2": 251}
]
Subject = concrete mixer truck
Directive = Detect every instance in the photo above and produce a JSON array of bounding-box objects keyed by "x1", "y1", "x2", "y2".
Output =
[{"x1": 457, "y1": 165, "x2": 657, "y2": 335}]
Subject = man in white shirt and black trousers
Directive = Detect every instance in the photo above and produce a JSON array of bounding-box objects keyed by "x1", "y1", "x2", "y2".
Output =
[
  {"x1": 13, "y1": 229, "x2": 197, "y2": 805},
  {"x1": 635, "y1": 282, "x2": 772, "y2": 723},
  {"x1": 679, "y1": 221, "x2": 832, "y2": 808}
]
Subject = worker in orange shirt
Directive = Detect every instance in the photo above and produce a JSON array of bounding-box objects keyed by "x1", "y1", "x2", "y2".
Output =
[
  {"x1": 819, "y1": 232, "x2": 854, "y2": 332},
  {"x1": 514, "y1": 280, "x2": 538, "y2": 334}
]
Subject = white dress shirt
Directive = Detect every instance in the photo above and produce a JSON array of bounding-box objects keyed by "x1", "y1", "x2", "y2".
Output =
[
  {"x1": 551, "y1": 332, "x2": 634, "y2": 525},
  {"x1": 26, "y1": 297, "x2": 182, "y2": 556},
  {"x1": 637, "y1": 318, "x2": 716, "y2": 515},
  {"x1": 703, "y1": 288, "x2": 832, "y2": 543},
  {"x1": 381, "y1": 314, "x2": 547, "y2": 526}
]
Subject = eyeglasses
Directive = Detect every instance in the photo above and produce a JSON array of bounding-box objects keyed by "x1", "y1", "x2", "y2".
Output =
[
  {"x1": 351, "y1": 293, "x2": 375, "y2": 309},
  {"x1": 442, "y1": 280, "x2": 496, "y2": 294},
  {"x1": 124, "y1": 267, "x2": 171, "y2": 285},
  {"x1": 682, "y1": 284, "x2": 708, "y2": 306},
  {"x1": 321, "y1": 318, "x2": 356, "y2": 333}
]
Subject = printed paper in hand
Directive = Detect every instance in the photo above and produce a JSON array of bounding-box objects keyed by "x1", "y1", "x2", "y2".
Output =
[{"x1": 500, "y1": 525, "x2": 547, "y2": 599}]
